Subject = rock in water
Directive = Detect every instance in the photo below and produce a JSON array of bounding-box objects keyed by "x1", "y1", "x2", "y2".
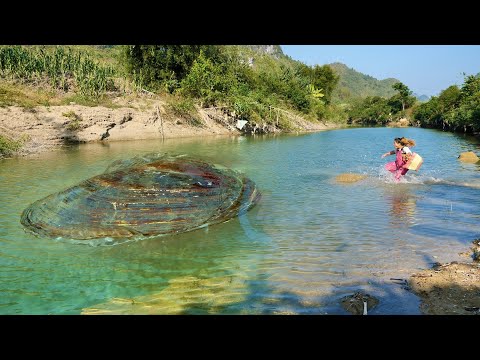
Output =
[
  {"x1": 20, "y1": 153, "x2": 261, "y2": 240},
  {"x1": 335, "y1": 173, "x2": 367, "y2": 183},
  {"x1": 340, "y1": 292, "x2": 379, "y2": 315},
  {"x1": 472, "y1": 239, "x2": 480, "y2": 262},
  {"x1": 458, "y1": 151, "x2": 479, "y2": 163}
]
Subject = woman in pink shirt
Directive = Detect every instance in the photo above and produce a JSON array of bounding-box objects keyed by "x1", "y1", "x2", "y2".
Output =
[{"x1": 381, "y1": 137, "x2": 416, "y2": 181}]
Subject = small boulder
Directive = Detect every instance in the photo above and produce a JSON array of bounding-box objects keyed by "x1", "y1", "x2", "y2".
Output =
[{"x1": 458, "y1": 151, "x2": 479, "y2": 163}]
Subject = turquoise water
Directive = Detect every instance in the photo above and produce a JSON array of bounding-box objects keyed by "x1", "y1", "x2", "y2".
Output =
[{"x1": 2, "y1": 127, "x2": 480, "y2": 314}]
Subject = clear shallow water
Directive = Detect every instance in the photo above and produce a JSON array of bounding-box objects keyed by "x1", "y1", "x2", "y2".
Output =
[{"x1": 2, "y1": 127, "x2": 480, "y2": 314}]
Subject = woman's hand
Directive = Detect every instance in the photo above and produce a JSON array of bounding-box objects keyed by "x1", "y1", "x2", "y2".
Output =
[
  {"x1": 402, "y1": 153, "x2": 412, "y2": 162},
  {"x1": 381, "y1": 152, "x2": 390, "y2": 158}
]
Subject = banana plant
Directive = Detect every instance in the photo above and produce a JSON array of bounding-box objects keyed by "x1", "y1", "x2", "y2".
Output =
[{"x1": 307, "y1": 84, "x2": 324, "y2": 99}]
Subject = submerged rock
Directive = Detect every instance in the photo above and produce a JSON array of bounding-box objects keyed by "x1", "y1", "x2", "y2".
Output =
[
  {"x1": 335, "y1": 173, "x2": 367, "y2": 183},
  {"x1": 20, "y1": 153, "x2": 261, "y2": 240},
  {"x1": 82, "y1": 274, "x2": 248, "y2": 315}
]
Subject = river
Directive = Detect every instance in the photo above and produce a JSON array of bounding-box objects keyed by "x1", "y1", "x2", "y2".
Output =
[{"x1": 1, "y1": 127, "x2": 480, "y2": 314}]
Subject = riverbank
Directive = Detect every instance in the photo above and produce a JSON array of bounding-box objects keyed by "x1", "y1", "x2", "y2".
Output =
[
  {"x1": 408, "y1": 240, "x2": 480, "y2": 315},
  {"x1": 0, "y1": 100, "x2": 334, "y2": 158}
]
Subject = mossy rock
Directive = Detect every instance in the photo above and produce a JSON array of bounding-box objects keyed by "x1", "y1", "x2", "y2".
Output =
[
  {"x1": 458, "y1": 152, "x2": 479, "y2": 163},
  {"x1": 335, "y1": 173, "x2": 367, "y2": 183},
  {"x1": 340, "y1": 292, "x2": 379, "y2": 315}
]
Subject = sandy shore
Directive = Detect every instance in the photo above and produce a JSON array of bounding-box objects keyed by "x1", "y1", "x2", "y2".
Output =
[
  {"x1": 408, "y1": 240, "x2": 480, "y2": 315},
  {"x1": 0, "y1": 100, "x2": 332, "y2": 157}
]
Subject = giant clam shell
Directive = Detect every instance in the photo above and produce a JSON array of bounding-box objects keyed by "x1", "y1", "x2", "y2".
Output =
[{"x1": 20, "y1": 153, "x2": 261, "y2": 240}]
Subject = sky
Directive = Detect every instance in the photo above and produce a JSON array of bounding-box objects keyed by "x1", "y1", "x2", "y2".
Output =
[{"x1": 281, "y1": 45, "x2": 480, "y2": 97}]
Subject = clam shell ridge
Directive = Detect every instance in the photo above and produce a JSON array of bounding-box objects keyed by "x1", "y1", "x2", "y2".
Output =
[{"x1": 20, "y1": 153, "x2": 261, "y2": 240}]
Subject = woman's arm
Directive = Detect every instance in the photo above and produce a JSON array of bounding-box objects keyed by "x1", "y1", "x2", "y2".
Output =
[{"x1": 381, "y1": 150, "x2": 395, "y2": 158}]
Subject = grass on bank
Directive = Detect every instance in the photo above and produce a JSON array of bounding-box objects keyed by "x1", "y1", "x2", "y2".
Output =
[
  {"x1": 0, "y1": 81, "x2": 123, "y2": 109},
  {"x1": 0, "y1": 81, "x2": 60, "y2": 108},
  {"x1": 0, "y1": 133, "x2": 28, "y2": 157}
]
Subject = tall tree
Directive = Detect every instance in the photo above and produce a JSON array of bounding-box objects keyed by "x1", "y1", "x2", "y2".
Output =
[
  {"x1": 392, "y1": 82, "x2": 413, "y2": 111},
  {"x1": 438, "y1": 85, "x2": 461, "y2": 112},
  {"x1": 310, "y1": 65, "x2": 339, "y2": 104},
  {"x1": 295, "y1": 63, "x2": 339, "y2": 104}
]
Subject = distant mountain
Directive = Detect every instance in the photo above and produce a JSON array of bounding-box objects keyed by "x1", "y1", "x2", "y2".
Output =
[
  {"x1": 415, "y1": 94, "x2": 430, "y2": 102},
  {"x1": 328, "y1": 62, "x2": 400, "y2": 103},
  {"x1": 243, "y1": 45, "x2": 284, "y2": 58}
]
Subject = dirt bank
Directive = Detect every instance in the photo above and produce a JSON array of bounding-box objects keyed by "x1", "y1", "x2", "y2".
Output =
[
  {"x1": 408, "y1": 241, "x2": 480, "y2": 315},
  {"x1": 0, "y1": 100, "x2": 333, "y2": 157}
]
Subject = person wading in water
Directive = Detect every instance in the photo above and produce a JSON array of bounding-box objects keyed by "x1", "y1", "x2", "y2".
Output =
[{"x1": 381, "y1": 137, "x2": 416, "y2": 181}]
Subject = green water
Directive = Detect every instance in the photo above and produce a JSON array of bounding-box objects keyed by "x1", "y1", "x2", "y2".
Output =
[{"x1": 2, "y1": 128, "x2": 480, "y2": 314}]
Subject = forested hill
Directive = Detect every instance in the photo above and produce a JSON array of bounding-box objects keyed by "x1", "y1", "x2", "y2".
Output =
[
  {"x1": 328, "y1": 62, "x2": 399, "y2": 103},
  {"x1": 246, "y1": 49, "x2": 402, "y2": 103}
]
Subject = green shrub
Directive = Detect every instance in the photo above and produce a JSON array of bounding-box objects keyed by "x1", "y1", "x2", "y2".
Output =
[
  {"x1": 63, "y1": 110, "x2": 83, "y2": 131},
  {"x1": 0, "y1": 134, "x2": 26, "y2": 156},
  {"x1": 166, "y1": 98, "x2": 203, "y2": 127}
]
